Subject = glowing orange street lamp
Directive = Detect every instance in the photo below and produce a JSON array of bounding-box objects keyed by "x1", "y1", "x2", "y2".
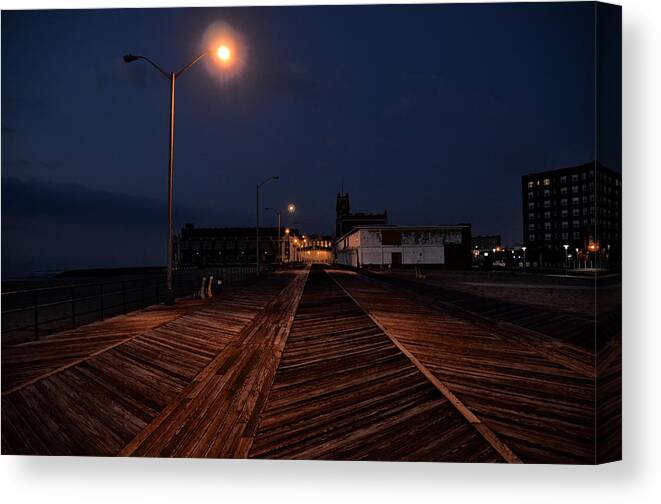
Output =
[{"x1": 123, "y1": 45, "x2": 232, "y2": 304}]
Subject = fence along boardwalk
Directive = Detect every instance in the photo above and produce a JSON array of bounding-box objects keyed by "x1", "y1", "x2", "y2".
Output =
[
  {"x1": 1, "y1": 273, "x2": 300, "y2": 456},
  {"x1": 329, "y1": 268, "x2": 597, "y2": 464},
  {"x1": 249, "y1": 267, "x2": 506, "y2": 462}
]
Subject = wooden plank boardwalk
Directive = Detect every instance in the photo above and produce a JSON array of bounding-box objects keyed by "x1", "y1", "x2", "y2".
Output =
[
  {"x1": 2, "y1": 265, "x2": 608, "y2": 463},
  {"x1": 329, "y1": 268, "x2": 598, "y2": 464},
  {"x1": 1, "y1": 273, "x2": 301, "y2": 455},
  {"x1": 249, "y1": 268, "x2": 506, "y2": 462}
]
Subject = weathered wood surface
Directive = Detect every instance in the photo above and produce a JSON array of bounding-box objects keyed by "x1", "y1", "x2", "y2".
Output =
[
  {"x1": 120, "y1": 270, "x2": 308, "y2": 458},
  {"x1": 1, "y1": 273, "x2": 300, "y2": 456},
  {"x1": 249, "y1": 268, "x2": 505, "y2": 462},
  {"x1": 1, "y1": 297, "x2": 210, "y2": 394},
  {"x1": 329, "y1": 268, "x2": 597, "y2": 464}
]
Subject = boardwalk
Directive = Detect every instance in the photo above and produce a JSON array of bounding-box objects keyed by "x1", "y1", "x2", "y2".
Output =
[{"x1": 1, "y1": 265, "x2": 611, "y2": 463}]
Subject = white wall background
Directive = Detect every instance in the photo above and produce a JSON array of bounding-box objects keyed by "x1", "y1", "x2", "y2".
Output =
[{"x1": 1, "y1": 1, "x2": 660, "y2": 504}]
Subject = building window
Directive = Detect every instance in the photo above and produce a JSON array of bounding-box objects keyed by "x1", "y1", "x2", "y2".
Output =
[
  {"x1": 528, "y1": 202, "x2": 535, "y2": 210},
  {"x1": 528, "y1": 212, "x2": 535, "y2": 220},
  {"x1": 543, "y1": 178, "x2": 551, "y2": 186},
  {"x1": 528, "y1": 191, "x2": 534, "y2": 199},
  {"x1": 573, "y1": 220, "x2": 580, "y2": 228},
  {"x1": 561, "y1": 198, "x2": 568, "y2": 206},
  {"x1": 560, "y1": 187, "x2": 568, "y2": 195},
  {"x1": 572, "y1": 185, "x2": 579, "y2": 193},
  {"x1": 561, "y1": 232, "x2": 569, "y2": 240},
  {"x1": 544, "y1": 200, "x2": 551, "y2": 208},
  {"x1": 527, "y1": 181, "x2": 534, "y2": 188},
  {"x1": 572, "y1": 208, "x2": 580, "y2": 216},
  {"x1": 572, "y1": 174, "x2": 579, "y2": 182},
  {"x1": 572, "y1": 197, "x2": 580, "y2": 205},
  {"x1": 544, "y1": 222, "x2": 551, "y2": 230},
  {"x1": 560, "y1": 175, "x2": 567, "y2": 183},
  {"x1": 544, "y1": 211, "x2": 551, "y2": 219},
  {"x1": 528, "y1": 223, "x2": 535, "y2": 230},
  {"x1": 545, "y1": 233, "x2": 552, "y2": 241},
  {"x1": 529, "y1": 233, "x2": 535, "y2": 241},
  {"x1": 562, "y1": 221, "x2": 569, "y2": 229},
  {"x1": 561, "y1": 209, "x2": 568, "y2": 218},
  {"x1": 573, "y1": 231, "x2": 581, "y2": 239},
  {"x1": 543, "y1": 189, "x2": 550, "y2": 197}
]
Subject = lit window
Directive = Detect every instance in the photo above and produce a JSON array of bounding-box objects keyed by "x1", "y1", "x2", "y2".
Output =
[
  {"x1": 544, "y1": 222, "x2": 551, "y2": 230},
  {"x1": 572, "y1": 197, "x2": 580, "y2": 205},
  {"x1": 543, "y1": 178, "x2": 551, "y2": 186},
  {"x1": 560, "y1": 176, "x2": 567, "y2": 183},
  {"x1": 527, "y1": 181, "x2": 534, "y2": 188}
]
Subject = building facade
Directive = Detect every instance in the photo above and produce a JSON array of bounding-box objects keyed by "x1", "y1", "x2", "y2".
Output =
[
  {"x1": 336, "y1": 225, "x2": 472, "y2": 269},
  {"x1": 522, "y1": 162, "x2": 621, "y2": 267},
  {"x1": 335, "y1": 192, "x2": 388, "y2": 238},
  {"x1": 174, "y1": 224, "x2": 298, "y2": 267}
]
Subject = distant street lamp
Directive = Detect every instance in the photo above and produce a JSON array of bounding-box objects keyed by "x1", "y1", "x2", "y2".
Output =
[
  {"x1": 123, "y1": 45, "x2": 232, "y2": 304},
  {"x1": 563, "y1": 244, "x2": 569, "y2": 275},
  {"x1": 287, "y1": 203, "x2": 296, "y2": 214},
  {"x1": 522, "y1": 246, "x2": 527, "y2": 273},
  {"x1": 256, "y1": 176, "x2": 279, "y2": 275}
]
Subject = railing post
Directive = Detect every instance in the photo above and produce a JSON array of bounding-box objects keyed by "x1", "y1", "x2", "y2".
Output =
[
  {"x1": 71, "y1": 286, "x2": 76, "y2": 329},
  {"x1": 34, "y1": 290, "x2": 39, "y2": 340}
]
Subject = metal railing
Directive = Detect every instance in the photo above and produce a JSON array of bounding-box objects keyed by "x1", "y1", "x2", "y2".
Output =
[{"x1": 1, "y1": 265, "x2": 257, "y2": 346}]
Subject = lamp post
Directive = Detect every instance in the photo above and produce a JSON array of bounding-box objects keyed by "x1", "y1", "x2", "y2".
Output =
[
  {"x1": 576, "y1": 247, "x2": 580, "y2": 269},
  {"x1": 123, "y1": 45, "x2": 232, "y2": 304},
  {"x1": 563, "y1": 244, "x2": 569, "y2": 275},
  {"x1": 256, "y1": 176, "x2": 279, "y2": 275},
  {"x1": 265, "y1": 207, "x2": 281, "y2": 263},
  {"x1": 522, "y1": 246, "x2": 527, "y2": 273}
]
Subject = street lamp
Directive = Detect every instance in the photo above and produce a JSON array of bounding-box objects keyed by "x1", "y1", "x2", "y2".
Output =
[
  {"x1": 287, "y1": 203, "x2": 296, "y2": 214},
  {"x1": 256, "y1": 176, "x2": 279, "y2": 275},
  {"x1": 123, "y1": 45, "x2": 231, "y2": 304},
  {"x1": 563, "y1": 244, "x2": 569, "y2": 275},
  {"x1": 522, "y1": 246, "x2": 527, "y2": 273},
  {"x1": 265, "y1": 207, "x2": 281, "y2": 263}
]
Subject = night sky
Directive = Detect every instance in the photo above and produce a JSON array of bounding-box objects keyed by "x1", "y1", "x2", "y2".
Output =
[{"x1": 1, "y1": 3, "x2": 621, "y2": 277}]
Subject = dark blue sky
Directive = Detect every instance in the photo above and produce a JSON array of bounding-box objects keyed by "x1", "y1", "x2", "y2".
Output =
[{"x1": 2, "y1": 3, "x2": 621, "y2": 276}]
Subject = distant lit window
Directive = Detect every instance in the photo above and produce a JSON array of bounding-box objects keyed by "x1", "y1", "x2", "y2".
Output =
[
  {"x1": 572, "y1": 208, "x2": 580, "y2": 216},
  {"x1": 560, "y1": 175, "x2": 567, "y2": 183},
  {"x1": 543, "y1": 178, "x2": 551, "y2": 186},
  {"x1": 572, "y1": 174, "x2": 579, "y2": 182},
  {"x1": 562, "y1": 221, "x2": 569, "y2": 229},
  {"x1": 543, "y1": 189, "x2": 551, "y2": 197},
  {"x1": 545, "y1": 233, "x2": 552, "y2": 241},
  {"x1": 561, "y1": 198, "x2": 568, "y2": 206},
  {"x1": 572, "y1": 185, "x2": 579, "y2": 193},
  {"x1": 544, "y1": 222, "x2": 551, "y2": 230},
  {"x1": 560, "y1": 187, "x2": 568, "y2": 195},
  {"x1": 544, "y1": 211, "x2": 551, "y2": 219},
  {"x1": 544, "y1": 200, "x2": 551, "y2": 208},
  {"x1": 561, "y1": 209, "x2": 569, "y2": 217},
  {"x1": 572, "y1": 197, "x2": 580, "y2": 205},
  {"x1": 527, "y1": 181, "x2": 534, "y2": 188}
]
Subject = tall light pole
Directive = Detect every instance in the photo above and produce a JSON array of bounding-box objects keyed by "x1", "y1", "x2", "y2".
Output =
[
  {"x1": 256, "y1": 176, "x2": 279, "y2": 275},
  {"x1": 265, "y1": 207, "x2": 281, "y2": 263},
  {"x1": 123, "y1": 45, "x2": 232, "y2": 304},
  {"x1": 522, "y1": 246, "x2": 527, "y2": 273},
  {"x1": 563, "y1": 244, "x2": 569, "y2": 275}
]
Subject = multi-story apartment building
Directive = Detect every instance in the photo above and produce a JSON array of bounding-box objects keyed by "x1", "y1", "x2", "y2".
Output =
[{"x1": 522, "y1": 162, "x2": 621, "y2": 267}]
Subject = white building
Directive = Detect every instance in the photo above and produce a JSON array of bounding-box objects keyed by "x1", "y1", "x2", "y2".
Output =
[{"x1": 335, "y1": 225, "x2": 471, "y2": 269}]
